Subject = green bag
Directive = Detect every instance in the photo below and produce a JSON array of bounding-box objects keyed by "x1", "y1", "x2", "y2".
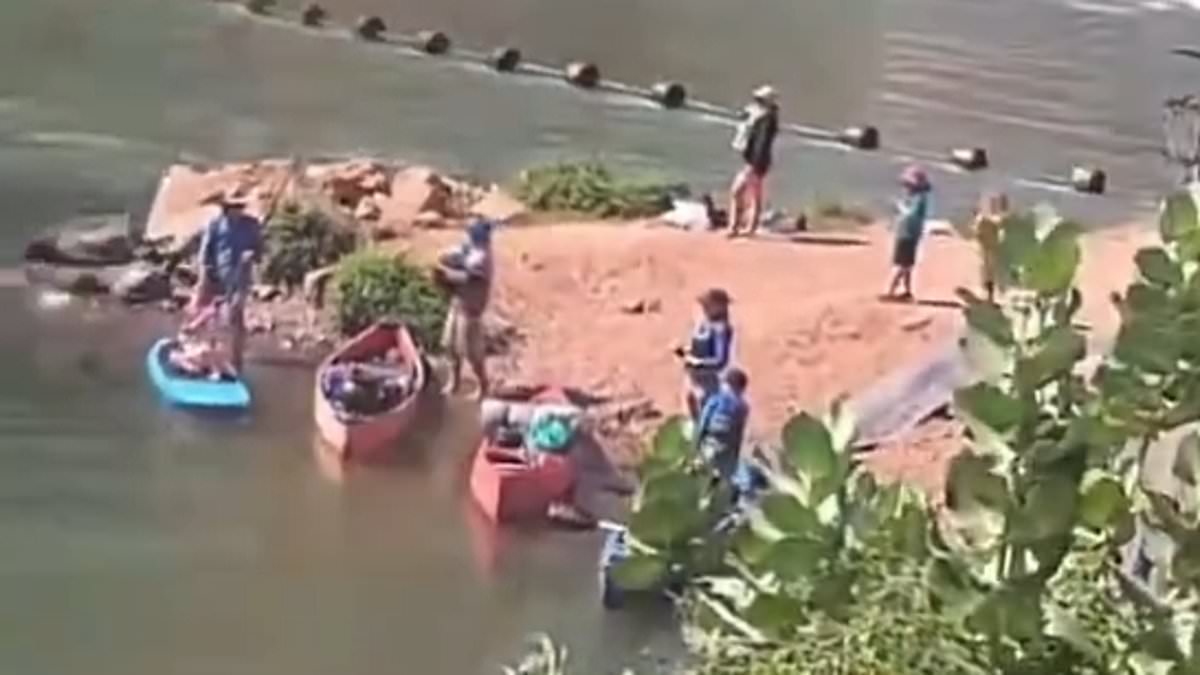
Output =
[{"x1": 525, "y1": 408, "x2": 578, "y2": 455}]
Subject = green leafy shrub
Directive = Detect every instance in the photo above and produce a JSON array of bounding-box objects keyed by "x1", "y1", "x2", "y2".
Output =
[
  {"x1": 514, "y1": 160, "x2": 679, "y2": 219},
  {"x1": 333, "y1": 251, "x2": 448, "y2": 348},
  {"x1": 263, "y1": 202, "x2": 357, "y2": 290}
]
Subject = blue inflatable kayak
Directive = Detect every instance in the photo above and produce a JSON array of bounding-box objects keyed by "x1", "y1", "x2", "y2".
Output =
[{"x1": 146, "y1": 338, "x2": 251, "y2": 410}]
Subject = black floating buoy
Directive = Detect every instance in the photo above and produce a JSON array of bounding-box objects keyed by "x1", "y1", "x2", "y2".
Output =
[
  {"x1": 354, "y1": 15, "x2": 386, "y2": 41},
  {"x1": 565, "y1": 62, "x2": 600, "y2": 89},
  {"x1": 244, "y1": 0, "x2": 274, "y2": 15},
  {"x1": 838, "y1": 125, "x2": 880, "y2": 150},
  {"x1": 950, "y1": 147, "x2": 989, "y2": 171},
  {"x1": 490, "y1": 46, "x2": 522, "y2": 72},
  {"x1": 300, "y1": 3, "x2": 327, "y2": 27},
  {"x1": 1071, "y1": 166, "x2": 1107, "y2": 195},
  {"x1": 650, "y1": 81, "x2": 687, "y2": 109},
  {"x1": 416, "y1": 30, "x2": 451, "y2": 55}
]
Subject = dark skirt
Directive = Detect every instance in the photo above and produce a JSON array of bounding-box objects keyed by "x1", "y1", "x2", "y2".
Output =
[{"x1": 892, "y1": 237, "x2": 920, "y2": 268}]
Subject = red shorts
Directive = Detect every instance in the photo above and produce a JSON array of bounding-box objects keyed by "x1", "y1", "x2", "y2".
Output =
[{"x1": 735, "y1": 166, "x2": 766, "y2": 202}]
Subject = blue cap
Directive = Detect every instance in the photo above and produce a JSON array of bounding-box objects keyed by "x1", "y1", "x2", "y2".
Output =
[{"x1": 467, "y1": 219, "x2": 494, "y2": 246}]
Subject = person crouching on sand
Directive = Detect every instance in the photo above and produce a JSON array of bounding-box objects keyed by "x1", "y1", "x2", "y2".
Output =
[
  {"x1": 675, "y1": 288, "x2": 734, "y2": 421},
  {"x1": 728, "y1": 85, "x2": 780, "y2": 238},
  {"x1": 972, "y1": 191, "x2": 1010, "y2": 303},
  {"x1": 883, "y1": 165, "x2": 932, "y2": 302},
  {"x1": 695, "y1": 368, "x2": 750, "y2": 482},
  {"x1": 436, "y1": 218, "x2": 495, "y2": 398}
]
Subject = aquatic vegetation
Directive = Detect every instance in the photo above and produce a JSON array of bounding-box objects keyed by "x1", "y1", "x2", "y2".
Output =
[
  {"x1": 332, "y1": 251, "x2": 448, "y2": 349},
  {"x1": 514, "y1": 160, "x2": 681, "y2": 219}
]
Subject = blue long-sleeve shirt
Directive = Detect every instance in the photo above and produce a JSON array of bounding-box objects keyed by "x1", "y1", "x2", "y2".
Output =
[
  {"x1": 200, "y1": 212, "x2": 263, "y2": 293},
  {"x1": 696, "y1": 387, "x2": 749, "y2": 453},
  {"x1": 688, "y1": 319, "x2": 733, "y2": 371}
]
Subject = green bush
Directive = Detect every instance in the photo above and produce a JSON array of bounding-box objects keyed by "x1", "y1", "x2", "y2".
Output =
[
  {"x1": 332, "y1": 251, "x2": 449, "y2": 349},
  {"x1": 263, "y1": 202, "x2": 357, "y2": 290},
  {"x1": 514, "y1": 160, "x2": 679, "y2": 219}
]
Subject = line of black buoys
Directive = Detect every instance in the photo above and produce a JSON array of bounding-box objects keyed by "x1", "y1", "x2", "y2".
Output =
[
  {"x1": 565, "y1": 62, "x2": 600, "y2": 89},
  {"x1": 301, "y1": 3, "x2": 327, "y2": 28},
  {"x1": 416, "y1": 30, "x2": 451, "y2": 55},
  {"x1": 244, "y1": 0, "x2": 274, "y2": 15},
  {"x1": 651, "y1": 81, "x2": 687, "y2": 109},
  {"x1": 838, "y1": 126, "x2": 880, "y2": 151},
  {"x1": 950, "y1": 147, "x2": 989, "y2": 171},
  {"x1": 1071, "y1": 166, "x2": 1107, "y2": 195},
  {"x1": 222, "y1": 2, "x2": 1113, "y2": 197},
  {"x1": 354, "y1": 15, "x2": 386, "y2": 42},
  {"x1": 490, "y1": 47, "x2": 522, "y2": 72}
]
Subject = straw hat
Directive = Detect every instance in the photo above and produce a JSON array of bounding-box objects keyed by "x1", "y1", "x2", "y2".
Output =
[{"x1": 698, "y1": 288, "x2": 732, "y2": 307}]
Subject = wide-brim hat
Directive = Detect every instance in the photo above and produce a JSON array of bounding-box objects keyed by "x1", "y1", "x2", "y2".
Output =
[
  {"x1": 203, "y1": 186, "x2": 251, "y2": 208},
  {"x1": 698, "y1": 288, "x2": 732, "y2": 307},
  {"x1": 752, "y1": 85, "x2": 778, "y2": 103}
]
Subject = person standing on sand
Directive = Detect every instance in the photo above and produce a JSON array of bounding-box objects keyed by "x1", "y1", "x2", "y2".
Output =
[
  {"x1": 972, "y1": 191, "x2": 1010, "y2": 303},
  {"x1": 728, "y1": 86, "x2": 780, "y2": 238},
  {"x1": 676, "y1": 288, "x2": 734, "y2": 420},
  {"x1": 883, "y1": 165, "x2": 932, "y2": 302},
  {"x1": 191, "y1": 189, "x2": 263, "y2": 375},
  {"x1": 437, "y1": 218, "x2": 495, "y2": 398},
  {"x1": 695, "y1": 368, "x2": 750, "y2": 482}
]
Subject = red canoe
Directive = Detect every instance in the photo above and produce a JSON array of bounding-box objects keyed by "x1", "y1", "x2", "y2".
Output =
[
  {"x1": 469, "y1": 386, "x2": 577, "y2": 523},
  {"x1": 314, "y1": 320, "x2": 427, "y2": 462}
]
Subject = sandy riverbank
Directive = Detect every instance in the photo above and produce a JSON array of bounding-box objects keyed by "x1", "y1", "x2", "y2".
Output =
[
  {"x1": 396, "y1": 218, "x2": 1156, "y2": 477},
  {"x1": 59, "y1": 156, "x2": 1158, "y2": 491}
]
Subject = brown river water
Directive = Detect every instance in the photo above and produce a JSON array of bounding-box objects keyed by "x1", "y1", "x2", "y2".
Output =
[{"x1": 2, "y1": 0, "x2": 1200, "y2": 672}]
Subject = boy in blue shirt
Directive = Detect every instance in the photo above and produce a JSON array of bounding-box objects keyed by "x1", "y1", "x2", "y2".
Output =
[
  {"x1": 695, "y1": 368, "x2": 750, "y2": 482},
  {"x1": 676, "y1": 288, "x2": 734, "y2": 420},
  {"x1": 884, "y1": 165, "x2": 931, "y2": 302}
]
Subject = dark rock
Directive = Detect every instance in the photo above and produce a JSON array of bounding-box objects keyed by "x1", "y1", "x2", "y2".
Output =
[
  {"x1": 24, "y1": 263, "x2": 110, "y2": 295},
  {"x1": 111, "y1": 263, "x2": 171, "y2": 304},
  {"x1": 615, "y1": 398, "x2": 661, "y2": 424},
  {"x1": 24, "y1": 214, "x2": 135, "y2": 267},
  {"x1": 620, "y1": 298, "x2": 660, "y2": 315}
]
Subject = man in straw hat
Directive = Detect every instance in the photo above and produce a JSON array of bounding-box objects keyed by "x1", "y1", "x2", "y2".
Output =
[
  {"x1": 190, "y1": 187, "x2": 263, "y2": 375},
  {"x1": 674, "y1": 287, "x2": 735, "y2": 420},
  {"x1": 728, "y1": 85, "x2": 780, "y2": 238},
  {"x1": 883, "y1": 164, "x2": 932, "y2": 302}
]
